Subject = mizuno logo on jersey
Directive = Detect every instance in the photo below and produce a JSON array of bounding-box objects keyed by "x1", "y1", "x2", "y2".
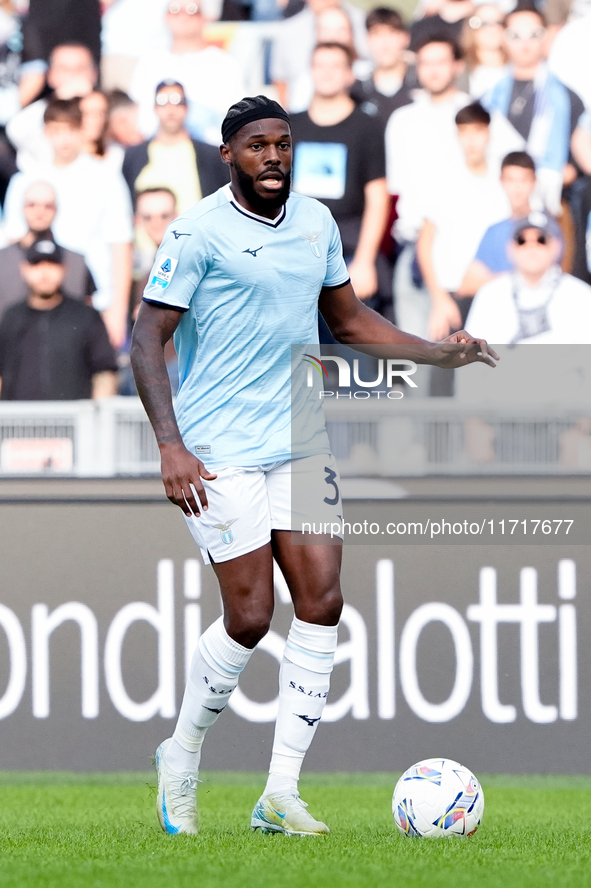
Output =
[
  {"x1": 243, "y1": 246, "x2": 263, "y2": 257},
  {"x1": 172, "y1": 230, "x2": 191, "y2": 239},
  {"x1": 300, "y1": 231, "x2": 322, "y2": 258}
]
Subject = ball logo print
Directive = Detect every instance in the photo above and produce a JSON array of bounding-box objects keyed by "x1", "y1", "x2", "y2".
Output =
[{"x1": 403, "y1": 764, "x2": 443, "y2": 785}]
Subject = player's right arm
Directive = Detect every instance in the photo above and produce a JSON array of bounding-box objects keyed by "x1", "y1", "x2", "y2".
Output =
[{"x1": 130, "y1": 302, "x2": 217, "y2": 517}]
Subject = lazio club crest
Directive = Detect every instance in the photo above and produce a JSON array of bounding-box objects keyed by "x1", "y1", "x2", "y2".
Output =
[
  {"x1": 213, "y1": 518, "x2": 238, "y2": 544},
  {"x1": 300, "y1": 231, "x2": 322, "y2": 258}
]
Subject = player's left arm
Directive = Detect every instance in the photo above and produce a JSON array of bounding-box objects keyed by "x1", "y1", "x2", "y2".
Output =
[{"x1": 318, "y1": 281, "x2": 499, "y2": 369}]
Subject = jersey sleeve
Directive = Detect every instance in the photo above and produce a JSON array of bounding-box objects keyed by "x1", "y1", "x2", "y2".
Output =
[
  {"x1": 143, "y1": 219, "x2": 210, "y2": 311},
  {"x1": 322, "y1": 212, "x2": 349, "y2": 289}
]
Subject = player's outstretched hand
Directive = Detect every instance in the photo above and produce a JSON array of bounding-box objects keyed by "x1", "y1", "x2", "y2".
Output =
[
  {"x1": 431, "y1": 331, "x2": 500, "y2": 369},
  {"x1": 160, "y1": 442, "x2": 217, "y2": 517}
]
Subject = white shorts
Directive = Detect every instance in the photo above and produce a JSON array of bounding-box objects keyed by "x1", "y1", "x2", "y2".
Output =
[{"x1": 184, "y1": 453, "x2": 343, "y2": 564}]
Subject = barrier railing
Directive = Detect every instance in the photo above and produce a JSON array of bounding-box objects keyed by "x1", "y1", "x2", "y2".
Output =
[{"x1": 0, "y1": 397, "x2": 588, "y2": 477}]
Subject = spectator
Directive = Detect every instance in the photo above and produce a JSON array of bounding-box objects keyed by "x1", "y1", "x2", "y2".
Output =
[
  {"x1": 121, "y1": 186, "x2": 179, "y2": 395},
  {"x1": 571, "y1": 110, "x2": 591, "y2": 178},
  {"x1": 0, "y1": 239, "x2": 118, "y2": 401},
  {"x1": 482, "y1": 4, "x2": 581, "y2": 215},
  {"x1": 220, "y1": 0, "x2": 283, "y2": 20},
  {"x1": 122, "y1": 80, "x2": 228, "y2": 213},
  {"x1": 18, "y1": 0, "x2": 101, "y2": 108},
  {"x1": 129, "y1": 1, "x2": 245, "y2": 145},
  {"x1": 410, "y1": 0, "x2": 475, "y2": 52},
  {"x1": 80, "y1": 89, "x2": 109, "y2": 160},
  {"x1": 0, "y1": 2, "x2": 21, "y2": 127},
  {"x1": 291, "y1": 42, "x2": 389, "y2": 305},
  {"x1": 548, "y1": 6, "x2": 591, "y2": 110},
  {"x1": 316, "y1": 6, "x2": 358, "y2": 46},
  {"x1": 271, "y1": 0, "x2": 368, "y2": 110},
  {"x1": 385, "y1": 35, "x2": 469, "y2": 337},
  {"x1": 0, "y1": 179, "x2": 96, "y2": 320},
  {"x1": 457, "y1": 210, "x2": 591, "y2": 451},
  {"x1": 7, "y1": 42, "x2": 97, "y2": 172},
  {"x1": 585, "y1": 209, "x2": 591, "y2": 276},
  {"x1": 0, "y1": 2, "x2": 20, "y2": 203},
  {"x1": 101, "y1": 0, "x2": 170, "y2": 93},
  {"x1": 350, "y1": 7, "x2": 414, "y2": 127},
  {"x1": 132, "y1": 187, "x2": 178, "y2": 303},
  {"x1": 460, "y1": 3, "x2": 507, "y2": 98},
  {"x1": 417, "y1": 102, "x2": 509, "y2": 340},
  {"x1": 289, "y1": 7, "x2": 373, "y2": 113},
  {"x1": 105, "y1": 90, "x2": 143, "y2": 151},
  {"x1": 465, "y1": 212, "x2": 591, "y2": 343},
  {"x1": 4, "y1": 98, "x2": 133, "y2": 350},
  {"x1": 459, "y1": 150, "x2": 542, "y2": 295},
  {"x1": 567, "y1": 109, "x2": 591, "y2": 286}
]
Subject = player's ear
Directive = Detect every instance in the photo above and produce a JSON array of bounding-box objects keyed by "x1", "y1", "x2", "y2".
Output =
[{"x1": 220, "y1": 143, "x2": 232, "y2": 166}]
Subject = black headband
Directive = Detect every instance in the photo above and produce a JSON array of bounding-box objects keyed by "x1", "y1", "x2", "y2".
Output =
[{"x1": 221, "y1": 104, "x2": 291, "y2": 143}]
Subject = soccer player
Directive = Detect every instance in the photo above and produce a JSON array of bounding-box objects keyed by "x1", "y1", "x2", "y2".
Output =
[{"x1": 130, "y1": 95, "x2": 497, "y2": 838}]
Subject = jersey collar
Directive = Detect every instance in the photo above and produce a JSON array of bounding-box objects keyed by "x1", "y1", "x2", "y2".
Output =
[{"x1": 223, "y1": 183, "x2": 287, "y2": 228}]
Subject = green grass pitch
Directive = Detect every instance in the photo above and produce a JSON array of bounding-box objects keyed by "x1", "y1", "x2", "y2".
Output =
[{"x1": 2, "y1": 772, "x2": 591, "y2": 888}]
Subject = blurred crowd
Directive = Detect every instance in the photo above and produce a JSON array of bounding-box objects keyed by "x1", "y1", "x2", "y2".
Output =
[{"x1": 0, "y1": 0, "x2": 590, "y2": 402}]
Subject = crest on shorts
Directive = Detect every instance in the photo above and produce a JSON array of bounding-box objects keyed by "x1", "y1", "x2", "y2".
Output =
[{"x1": 213, "y1": 518, "x2": 238, "y2": 544}]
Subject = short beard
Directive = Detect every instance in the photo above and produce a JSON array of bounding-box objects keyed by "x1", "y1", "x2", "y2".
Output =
[{"x1": 233, "y1": 159, "x2": 291, "y2": 214}]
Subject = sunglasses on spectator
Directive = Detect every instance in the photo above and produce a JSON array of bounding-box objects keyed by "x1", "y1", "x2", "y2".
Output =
[
  {"x1": 156, "y1": 93, "x2": 187, "y2": 106},
  {"x1": 505, "y1": 27, "x2": 546, "y2": 41},
  {"x1": 24, "y1": 202, "x2": 56, "y2": 210},
  {"x1": 167, "y1": 2, "x2": 200, "y2": 13},
  {"x1": 469, "y1": 15, "x2": 503, "y2": 29},
  {"x1": 515, "y1": 233, "x2": 548, "y2": 246}
]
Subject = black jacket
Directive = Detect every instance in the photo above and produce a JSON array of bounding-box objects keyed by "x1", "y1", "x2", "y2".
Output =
[{"x1": 122, "y1": 138, "x2": 229, "y2": 206}]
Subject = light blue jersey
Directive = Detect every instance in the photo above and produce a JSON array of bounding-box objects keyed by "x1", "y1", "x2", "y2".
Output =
[{"x1": 143, "y1": 184, "x2": 349, "y2": 469}]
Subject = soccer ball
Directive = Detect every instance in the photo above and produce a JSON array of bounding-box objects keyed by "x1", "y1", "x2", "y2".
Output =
[{"x1": 392, "y1": 758, "x2": 484, "y2": 838}]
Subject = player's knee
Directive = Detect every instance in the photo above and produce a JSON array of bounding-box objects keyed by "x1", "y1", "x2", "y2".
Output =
[
  {"x1": 322, "y1": 588, "x2": 344, "y2": 624},
  {"x1": 225, "y1": 611, "x2": 272, "y2": 648},
  {"x1": 299, "y1": 587, "x2": 343, "y2": 626}
]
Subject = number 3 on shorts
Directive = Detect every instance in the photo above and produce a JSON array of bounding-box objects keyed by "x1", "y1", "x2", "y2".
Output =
[{"x1": 323, "y1": 466, "x2": 340, "y2": 506}]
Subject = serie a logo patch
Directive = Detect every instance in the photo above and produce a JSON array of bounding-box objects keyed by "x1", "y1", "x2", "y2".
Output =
[{"x1": 151, "y1": 256, "x2": 178, "y2": 289}]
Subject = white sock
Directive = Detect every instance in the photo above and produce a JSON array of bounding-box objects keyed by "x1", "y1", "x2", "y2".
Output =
[
  {"x1": 265, "y1": 617, "x2": 338, "y2": 797},
  {"x1": 167, "y1": 616, "x2": 253, "y2": 774}
]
